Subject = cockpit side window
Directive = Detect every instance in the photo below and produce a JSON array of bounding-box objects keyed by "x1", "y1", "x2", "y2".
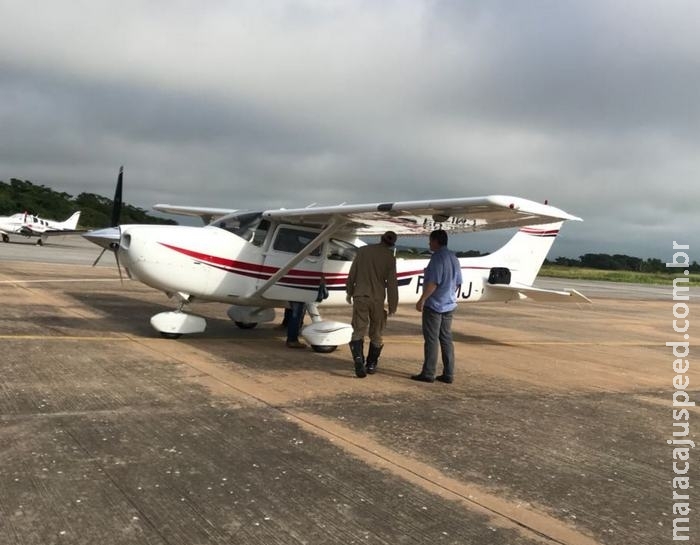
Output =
[
  {"x1": 273, "y1": 227, "x2": 322, "y2": 256},
  {"x1": 326, "y1": 238, "x2": 358, "y2": 261}
]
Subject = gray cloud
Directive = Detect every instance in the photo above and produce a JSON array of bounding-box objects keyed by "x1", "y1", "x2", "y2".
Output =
[{"x1": 0, "y1": 0, "x2": 698, "y2": 259}]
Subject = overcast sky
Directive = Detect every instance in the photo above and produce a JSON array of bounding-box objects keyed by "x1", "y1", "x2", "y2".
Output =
[{"x1": 1, "y1": 0, "x2": 698, "y2": 259}]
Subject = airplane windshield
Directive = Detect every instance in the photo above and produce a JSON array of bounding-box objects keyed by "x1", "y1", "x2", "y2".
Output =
[{"x1": 212, "y1": 212, "x2": 269, "y2": 246}]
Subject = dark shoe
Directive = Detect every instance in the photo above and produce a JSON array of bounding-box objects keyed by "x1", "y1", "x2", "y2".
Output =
[
  {"x1": 286, "y1": 340, "x2": 307, "y2": 349},
  {"x1": 436, "y1": 375, "x2": 453, "y2": 384},
  {"x1": 365, "y1": 343, "x2": 383, "y2": 375},
  {"x1": 349, "y1": 340, "x2": 366, "y2": 378},
  {"x1": 410, "y1": 373, "x2": 434, "y2": 383}
]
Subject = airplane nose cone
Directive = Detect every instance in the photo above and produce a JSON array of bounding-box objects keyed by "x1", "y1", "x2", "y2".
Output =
[{"x1": 82, "y1": 227, "x2": 121, "y2": 250}]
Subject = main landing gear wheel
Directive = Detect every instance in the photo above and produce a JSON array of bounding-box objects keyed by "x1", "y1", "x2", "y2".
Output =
[
  {"x1": 2, "y1": 234, "x2": 8, "y2": 243},
  {"x1": 311, "y1": 345, "x2": 337, "y2": 353},
  {"x1": 234, "y1": 321, "x2": 258, "y2": 329}
]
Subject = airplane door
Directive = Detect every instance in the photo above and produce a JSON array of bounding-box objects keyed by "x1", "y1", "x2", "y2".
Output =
[{"x1": 260, "y1": 225, "x2": 326, "y2": 302}]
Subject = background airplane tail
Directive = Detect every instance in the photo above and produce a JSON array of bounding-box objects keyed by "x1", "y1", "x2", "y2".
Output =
[
  {"x1": 60, "y1": 211, "x2": 81, "y2": 230},
  {"x1": 483, "y1": 221, "x2": 563, "y2": 286}
]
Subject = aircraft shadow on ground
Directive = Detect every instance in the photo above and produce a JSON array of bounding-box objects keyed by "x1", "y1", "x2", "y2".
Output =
[
  {"x1": 59, "y1": 291, "x2": 504, "y2": 375},
  {"x1": 2, "y1": 240, "x2": 41, "y2": 246},
  {"x1": 63, "y1": 291, "x2": 180, "y2": 336},
  {"x1": 63, "y1": 290, "x2": 286, "y2": 342},
  {"x1": 387, "y1": 316, "x2": 507, "y2": 346}
]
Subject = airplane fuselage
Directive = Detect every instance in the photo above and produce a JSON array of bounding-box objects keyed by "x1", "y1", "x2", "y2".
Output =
[
  {"x1": 0, "y1": 211, "x2": 81, "y2": 243},
  {"x1": 116, "y1": 223, "x2": 516, "y2": 309},
  {"x1": 81, "y1": 179, "x2": 585, "y2": 341}
]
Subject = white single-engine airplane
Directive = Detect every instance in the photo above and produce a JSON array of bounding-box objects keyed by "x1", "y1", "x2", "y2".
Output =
[
  {"x1": 0, "y1": 210, "x2": 82, "y2": 245},
  {"x1": 84, "y1": 168, "x2": 589, "y2": 351}
]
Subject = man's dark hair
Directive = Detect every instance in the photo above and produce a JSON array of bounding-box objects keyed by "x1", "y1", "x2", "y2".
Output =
[{"x1": 429, "y1": 229, "x2": 448, "y2": 247}]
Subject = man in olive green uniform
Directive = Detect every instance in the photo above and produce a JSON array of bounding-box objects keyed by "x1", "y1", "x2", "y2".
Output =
[{"x1": 346, "y1": 231, "x2": 399, "y2": 377}]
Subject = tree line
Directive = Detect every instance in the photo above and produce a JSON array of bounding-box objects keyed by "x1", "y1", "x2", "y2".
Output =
[
  {"x1": 0, "y1": 178, "x2": 176, "y2": 227},
  {"x1": 3, "y1": 178, "x2": 694, "y2": 273},
  {"x1": 400, "y1": 245, "x2": 699, "y2": 274},
  {"x1": 547, "y1": 254, "x2": 700, "y2": 273}
]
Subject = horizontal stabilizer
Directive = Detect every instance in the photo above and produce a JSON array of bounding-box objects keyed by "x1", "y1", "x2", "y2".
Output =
[{"x1": 490, "y1": 283, "x2": 592, "y2": 303}]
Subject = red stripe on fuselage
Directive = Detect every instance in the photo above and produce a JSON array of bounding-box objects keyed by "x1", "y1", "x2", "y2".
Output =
[{"x1": 159, "y1": 242, "x2": 422, "y2": 287}]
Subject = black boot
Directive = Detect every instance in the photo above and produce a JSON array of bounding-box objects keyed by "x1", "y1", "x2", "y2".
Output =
[
  {"x1": 349, "y1": 340, "x2": 366, "y2": 378},
  {"x1": 365, "y1": 343, "x2": 383, "y2": 374}
]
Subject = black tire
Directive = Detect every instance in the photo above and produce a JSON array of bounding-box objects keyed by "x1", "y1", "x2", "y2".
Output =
[
  {"x1": 311, "y1": 345, "x2": 337, "y2": 353},
  {"x1": 235, "y1": 321, "x2": 258, "y2": 329},
  {"x1": 160, "y1": 332, "x2": 182, "y2": 339}
]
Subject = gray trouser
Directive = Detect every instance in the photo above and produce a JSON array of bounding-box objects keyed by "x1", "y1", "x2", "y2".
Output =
[{"x1": 420, "y1": 307, "x2": 455, "y2": 378}]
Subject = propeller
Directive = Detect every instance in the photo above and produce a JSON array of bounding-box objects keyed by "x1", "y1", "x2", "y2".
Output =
[{"x1": 91, "y1": 166, "x2": 124, "y2": 282}]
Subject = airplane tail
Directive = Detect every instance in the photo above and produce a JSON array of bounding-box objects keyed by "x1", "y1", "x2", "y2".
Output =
[
  {"x1": 60, "y1": 211, "x2": 81, "y2": 230},
  {"x1": 480, "y1": 221, "x2": 563, "y2": 286}
]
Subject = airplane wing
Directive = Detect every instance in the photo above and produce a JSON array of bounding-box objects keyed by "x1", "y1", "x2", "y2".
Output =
[
  {"x1": 153, "y1": 205, "x2": 238, "y2": 224},
  {"x1": 260, "y1": 195, "x2": 582, "y2": 236},
  {"x1": 489, "y1": 283, "x2": 592, "y2": 303}
]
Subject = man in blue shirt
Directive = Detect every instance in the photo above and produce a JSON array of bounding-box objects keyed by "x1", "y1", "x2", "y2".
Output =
[{"x1": 412, "y1": 229, "x2": 462, "y2": 383}]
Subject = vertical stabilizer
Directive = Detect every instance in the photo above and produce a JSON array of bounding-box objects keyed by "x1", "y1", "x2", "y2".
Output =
[
  {"x1": 60, "y1": 211, "x2": 81, "y2": 230},
  {"x1": 483, "y1": 222, "x2": 563, "y2": 286}
]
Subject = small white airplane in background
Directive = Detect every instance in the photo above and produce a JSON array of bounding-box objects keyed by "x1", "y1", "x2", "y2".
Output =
[
  {"x1": 0, "y1": 210, "x2": 82, "y2": 245},
  {"x1": 84, "y1": 168, "x2": 589, "y2": 351}
]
